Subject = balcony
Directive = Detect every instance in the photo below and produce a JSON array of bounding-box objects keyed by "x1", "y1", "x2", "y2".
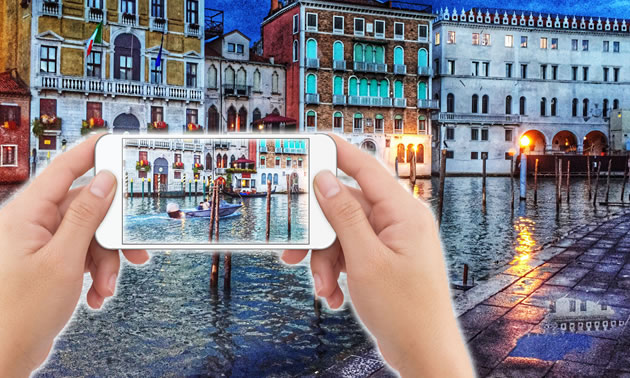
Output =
[
  {"x1": 305, "y1": 93, "x2": 320, "y2": 104},
  {"x1": 150, "y1": 17, "x2": 167, "y2": 32},
  {"x1": 283, "y1": 148, "x2": 307, "y2": 154},
  {"x1": 417, "y1": 66, "x2": 433, "y2": 76},
  {"x1": 394, "y1": 98, "x2": 407, "y2": 108},
  {"x1": 42, "y1": 1, "x2": 61, "y2": 17},
  {"x1": 333, "y1": 95, "x2": 346, "y2": 105},
  {"x1": 393, "y1": 64, "x2": 407, "y2": 75},
  {"x1": 120, "y1": 12, "x2": 137, "y2": 26},
  {"x1": 223, "y1": 84, "x2": 251, "y2": 97},
  {"x1": 353, "y1": 62, "x2": 388, "y2": 73},
  {"x1": 37, "y1": 75, "x2": 203, "y2": 103},
  {"x1": 348, "y1": 96, "x2": 392, "y2": 107},
  {"x1": 305, "y1": 58, "x2": 320, "y2": 69},
  {"x1": 186, "y1": 23, "x2": 202, "y2": 38},
  {"x1": 86, "y1": 7, "x2": 104, "y2": 23},
  {"x1": 433, "y1": 112, "x2": 522, "y2": 125},
  {"x1": 333, "y1": 60, "x2": 346, "y2": 71},
  {"x1": 417, "y1": 99, "x2": 439, "y2": 109}
]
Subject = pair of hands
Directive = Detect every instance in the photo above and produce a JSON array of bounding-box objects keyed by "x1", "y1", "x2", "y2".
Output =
[{"x1": 0, "y1": 134, "x2": 472, "y2": 377}]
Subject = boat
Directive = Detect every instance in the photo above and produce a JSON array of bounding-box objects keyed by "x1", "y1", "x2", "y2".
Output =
[
  {"x1": 223, "y1": 188, "x2": 276, "y2": 198},
  {"x1": 166, "y1": 201, "x2": 242, "y2": 219}
]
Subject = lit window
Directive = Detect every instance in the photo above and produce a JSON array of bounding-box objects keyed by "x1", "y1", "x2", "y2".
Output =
[
  {"x1": 540, "y1": 37, "x2": 548, "y2": 49},
  {"x1": 520, "y1": 36, "x2": 528, "y2": 48},
  {"x1": 447, "y1": 31, "x2": 456, "y2": 44},
  {"x1": 0, "y1": 145, "x2": 17, "y2": 167},
  {"x1": 551, "y1": 38, "x2": 558, "y2": 49},
  {"x1": 435, "y1": 32, "x2": 440, "y2": 45},
  {"x1": 472, "y1": 33, "x2": 480, "y2": 45},
  {"x1": 481, "y1": 34, "x2": 490, "y2": 46},
  {"x1": 504, "y1": 35, "x2": 513, "y2": 47}
]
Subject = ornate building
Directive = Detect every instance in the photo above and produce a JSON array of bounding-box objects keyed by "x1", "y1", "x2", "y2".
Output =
[{"x1": 432, "y1": 8, "x2": 630, "y2": 174}]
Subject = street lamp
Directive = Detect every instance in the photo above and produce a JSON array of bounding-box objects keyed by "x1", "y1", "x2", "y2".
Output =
[{"x1": 519, "y1": 135, "x2": 531, "y2": 200}]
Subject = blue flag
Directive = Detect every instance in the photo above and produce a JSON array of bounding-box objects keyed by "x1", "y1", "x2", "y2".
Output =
[{"x1": 156, "y1": 33, "x2": 164, "y2": 68}]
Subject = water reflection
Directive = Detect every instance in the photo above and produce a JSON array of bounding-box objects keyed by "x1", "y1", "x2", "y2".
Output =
[{"x1": 513, "y1": 217, "x2": 536, "y2": 263}]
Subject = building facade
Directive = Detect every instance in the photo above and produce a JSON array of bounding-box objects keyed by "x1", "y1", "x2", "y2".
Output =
[
  {"x1": 30, "y1": 0, "x2": 205, "y2": 161},
  {"x1": 205, "y1": 30, "x2": 286, "y2": 133},
  {"x1": 261, "y1": 0, "x2": 437, "y2": 176},
  {"x1": 0, "y1": 71, "x2": 31, "y2": 182},
  {"x1": 432, "y1": 8, "x2": 630, "y2": 174}
]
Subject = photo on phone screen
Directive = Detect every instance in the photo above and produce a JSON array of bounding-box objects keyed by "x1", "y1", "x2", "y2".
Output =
[{"x1": 122, "y1": 137, "x2": 309, "y2": 245}]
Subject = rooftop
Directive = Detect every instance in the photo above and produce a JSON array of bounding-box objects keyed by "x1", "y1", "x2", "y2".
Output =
[{"x1": 0, "y1": 71, "x2": 30, "y2": 97}]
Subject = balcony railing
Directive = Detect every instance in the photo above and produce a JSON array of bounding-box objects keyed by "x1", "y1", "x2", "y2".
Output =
[
  {"x1": 185, "y1": 23, "x2": 202, "y2": 38},
  {"x1": 223, "y1": 84, "x2": 251, "y2": 97},
  {"x1": 434, "y1": 112, "x2": 522, "y2": 124},
  {"x1": 120, "y1": 12, "x2": 137, "y2": 26},
  {"x1": 305, "y1": 93, "x2": 320, "y2": 104},
  {"x1": 348, "y1": 96, "x2": 392, "y2": 107},
  {"x1": 333, "y1": 60, "x2": 346, "y2": 71},
  {"x1": 393, "y1": 64, "x2": 407, "y2": 75},
  {"x1": 87, "y1": 7, "x2": 104, "y2": 23},
  {"x1": 394, "y1": 98, "x2": 407, "y2": 108},
  {"x1": 305, "y1": 58, "x2": 320, "y2": 69},
  {"x1": 417, "y1": 99, "x2": 439, "y2": 109},
  {"x1": 150, "y1": 17, "x2": 167, "y2": 32},
  {"x1": 37, "y1": 75, "x2": 203, "y2": 102},
  {"x1": 353, "y1": 62, "x2": 388, "y2": 73},
  {"x1": 333, "y1": 95, "x2": 346, "y2": 105},
  {"x1": 417, "y1": 66, "x2": 433, "y2": 76},
  {"x1": 42, "y1": 1, "x2": 61, "y2": 16},
  {"x1": 283, "y1": 148, "x2": 307, "y2": 154}
]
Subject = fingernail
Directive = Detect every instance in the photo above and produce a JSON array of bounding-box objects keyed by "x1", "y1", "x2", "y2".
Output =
[
  {"x1": 90, "y1": 171, "x2": 115, "y2": 198},
  {"x1": 107, "y1": 273, "x2": 117, "y2": 295},
  {"x1": 313, "y1": 273, "x2": 323, "y2": 295},
  {"x1": 94, "y1": 296, "x2": 104, "y2": 309},
  {"x1": 315, "y1": 171, "x2": 340, "y2": 199}
]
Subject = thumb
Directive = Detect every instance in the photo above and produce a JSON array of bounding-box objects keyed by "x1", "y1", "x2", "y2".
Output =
[
  {"x1": 48, "y1": 171, "x2": 116, "y2": 262},
  {"x1": 314, "y1": 170, "x2": 382, "y2": 267}
]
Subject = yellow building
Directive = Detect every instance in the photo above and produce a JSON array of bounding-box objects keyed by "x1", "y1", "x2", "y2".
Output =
[{"x1": 30, "y1": 0, "x2": 205, "y2": 154}]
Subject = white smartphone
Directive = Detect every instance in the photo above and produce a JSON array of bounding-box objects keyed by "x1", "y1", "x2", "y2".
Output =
[{"x1": 94, "y1": 133, "x2": 337, "y2": 250}]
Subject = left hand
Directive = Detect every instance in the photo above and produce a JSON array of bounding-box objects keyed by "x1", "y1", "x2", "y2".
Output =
[{"x1": 0, "y1": 134, "x2": 149, "y2": 376}]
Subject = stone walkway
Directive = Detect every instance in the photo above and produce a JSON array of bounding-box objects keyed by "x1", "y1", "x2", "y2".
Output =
[{"x1": 320, "y1": 210, "x2": 630, "y2": 377}]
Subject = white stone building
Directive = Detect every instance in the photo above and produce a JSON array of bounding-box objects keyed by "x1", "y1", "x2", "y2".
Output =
[
  {"x1": 205, "y1": 30, "x2": 286, "y2": 133},
  {"x1": 432, "y1": 8, "x2": 630, "y2": 174}
]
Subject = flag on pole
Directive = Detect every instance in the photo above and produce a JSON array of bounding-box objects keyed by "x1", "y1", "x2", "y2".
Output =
[
  {"x1": 156, "y1": 32, "x2": 165, "y2": 68},
  {"x1": 86, "y1": 22, "x2": 103, "y2": 57}
]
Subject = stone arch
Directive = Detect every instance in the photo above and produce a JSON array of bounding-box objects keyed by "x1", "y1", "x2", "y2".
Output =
[
  {"x1": 552, "y1": 130, "x2": 578, "y2": 153},
  {"x1": 360, "y1": 139, "x2": 377, "y2": 154},
  {"x1": 520, "y1": 130, "x2": 547, "y2": 154},
  {"x1": 207, "y1": 105, "x2": 219, "y2": 132},
  {"x1": 112, "y1": 113, "x2": 140, "y2": 133},
  {"x1": 583, "y1": 130, "x2": 608, "y2": 155}
]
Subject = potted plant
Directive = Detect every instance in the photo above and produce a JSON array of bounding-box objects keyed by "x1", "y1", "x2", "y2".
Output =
[
  {"x1": 173, "y1": 161, "x2": 184, "y2": 169},
  {"x1": 81, "y1": 117, "x2": 106, "y2": 135},
  {"x1": 136, "y1": 160, "x2": 151, "y2": 172},
  {"x1": 32, "y1": 116, "x2": 62, "y2": 138},
  {"x1": 186, "y1": 123, "x2": 203, "y2": 132},
  {"x1": 192, "y1": 163, "x2": 204, "y2": 174},
  {"x1": 2, "y1": 120, "x2": 18, "y2": 130},
  {"x1": 148, "y1": 121, "x2": 168, "y2": 132}
]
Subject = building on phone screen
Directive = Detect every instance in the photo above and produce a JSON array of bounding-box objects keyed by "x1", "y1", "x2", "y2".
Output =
[{"x1": 0, "y1": 71, "x2": 31, "y2": 183}]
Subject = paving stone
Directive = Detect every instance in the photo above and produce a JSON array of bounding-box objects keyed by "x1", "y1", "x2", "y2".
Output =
[
  {"x1": 607, "y1": 346, "x2": 630, "y2": 372},
  {"x1": 603, "y1": 289, "x2": 630, "y2": 310},
  {"x1": 503, "y1": 305, "x2": 548, "y2": 325},
  {"x1": 468, "y1": 319, "x2": 533, "y2": 369},
  {"x1": 484, "y1": 292, "x2": 528, "y2": 308},
  {"x1": 504, "y1": 277, "x2": 545, "y2": 297},
  {"x1": 525, "y1": 263, "x2": 565, "y2": 281},
  {"x1": 322, "y1": 355, "x2": 384, "y2": 378},
  {"x1": 547, "y1": 360, "x2": 605, "y2": 377},
  {"x1": 458, "y1": 305, "x2": 510, "y2": 341},
  {"x1": 546, "y1": 267, "x2": 590, "y2": 287},
  {"x1": 487, "y1": 356, "x2": 553, "y2": 378},
  {"x1": 454, "y1": 274, "x2": 521, "y2": 316},
  {"x1": 562, "y1": 336, "x2": 615, "y2": 366},
  {"x1": 503, "y1": 260, "x2": 545, "y2": 278},
  {"x1": 521, "y1": 285, "x2": 570, "y2": 308},
  {"x1": 368, "y1": 366, "x2": 398, "y2": 377}
]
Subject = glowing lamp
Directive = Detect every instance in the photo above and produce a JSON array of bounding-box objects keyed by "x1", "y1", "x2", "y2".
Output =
[
  {"x1": 508, "y1": 148, "x2": 516, "y2": 156},
  {"x1": 520, "y1": 136, "x2": 531, "y2": 148}
]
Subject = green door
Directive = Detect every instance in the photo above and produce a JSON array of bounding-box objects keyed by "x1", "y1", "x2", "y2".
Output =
[
  {"x1": 394, "y1": 80, "x2": 403, "y2": 98},
  {"x1": 394, "y1": 46, "x2": 404, "y2": 65},
  {"x1": 418, "y1": 48, "x2": 428, "y2": 67},
  {"x1": 333, "y1": 76, "x2": 343, "y2": 95},
  {"x1": 353, "y1": 44, "x2": 363, "y2": 62},
  {"x1": 365, "y1": 45, "x2": 374, "y2": 63},
  {"x1": 359, "y1": 79, "x2": 368, "y2": 96},
  {"x1": 418, "y1": 82, "x2": 427, "y2": 100},
  {"x1": 306, "y1": 74, "x2": 317, "y2": 94},
  {"x1": 380, "y1": 79, "x2": 389, "y2": 98},
  {"x1": 349, "y1": 77, "x2": 358, "y2": 96},
  {"x1": 374, "y1": 46, "x2": 384, "y2": 64},
  {"x1": 370, "y1": 79, "x2": 379, "y2": 97},
  {"x1": 333, "y1": 41, "x2": 344, "y2": 61},
  {"x1": 306, "y1": 39, "x2": 317, "y2": 59}
]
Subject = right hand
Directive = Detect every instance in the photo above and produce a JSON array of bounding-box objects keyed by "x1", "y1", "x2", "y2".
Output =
[{"x1": 282, "y1": 135, "x2": 473, "y2": 377}]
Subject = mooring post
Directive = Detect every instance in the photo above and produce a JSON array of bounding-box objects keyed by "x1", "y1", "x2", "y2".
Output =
[
  {"x1": 566, "y1": 160, "x2": 571, "y2": 204},
  {"x1": 437, "y1": 149, "x2": 447, "y2": 226},
  {"x1": 195, "y1": 179, "x2": 198, "y2": 197},
  {"x1": 409, "y1": 150, "x2": 416, "y2": 184},
  {"x1": 209, "y1": 185, "x2": 216, "y2": 241},
  {"x1": 203, "y1": 178, "x2": 206, "y2": 198},
  {"x1": 463, "y1": 264, "x2": 469, "y2": 286},
  {"x1": 482, "y1": 153, "x2": 487, "y2": 212},
  {"x1": 519, "y1": 153, "x2": 527, "y2": 200},
  {"x1": 130, "y1": 178, "x2": 134, "y2": 198},
  {"x1": 593, "y1": 161, "x2": 602, "y2": 207},
  {"x1": 214, "y1": 185, "x2": 220, "y2": 241},
  {"x1": 510, "y1": 155, "x2": 515, "y2": 210},
  {"x1": 622, "y1": 156, "x2": 629, "y2": 202},
  {"x1": 534, "y1": 158, "x2": 539, "y2": 204},
  {"x1": 157, "y1": 175, "x2": 161, "y2": 198},
  {"x1": 555, "y1": 157, "x2": 560, "y2": 211},
  {"x1": 224, "y1": 253, "x2": 232, "y2": 290},
  {"x1": 141, "y1": 178, "x2": 145, "y2": 198},
  {"x1": 286, "y1": 175, "x2": 292, "y2": 240},
  {"x1": 605, "y1": 158, "x2": 613, "y2": 203},
  {"x1": 148, "y1": 178, "x2": 151, "y2": 196},
  {"x1": 395, "y1": 157, "x2": 399, "y2": 178},
  {"x1": 266, "y1": 180, "x2": 272, "y2": 241},
  {"x1": 210, "y1": 252, "x2": 220, "y2": 289},
  {"x1": 189, "y1": 180, "x2": 192, "y2": 199},
  {"x1": 558, "y1": 158, "x2": 563, "y2": 204},
  {"x1": 587, "y1": 156, "x2": 592, "y2": 200}
]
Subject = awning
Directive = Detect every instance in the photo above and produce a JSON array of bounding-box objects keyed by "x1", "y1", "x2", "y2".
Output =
[
  {"x1": 234, "y1": 157, "x2": 255, "y2": 164},
  {"x1": 254, "y1": 114, "x2": 297, "y2": 124}
]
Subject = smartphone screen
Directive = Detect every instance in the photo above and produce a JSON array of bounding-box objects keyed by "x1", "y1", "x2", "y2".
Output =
[{"x1": 122, "y1": 137, "x2": 309, "y2": 245}]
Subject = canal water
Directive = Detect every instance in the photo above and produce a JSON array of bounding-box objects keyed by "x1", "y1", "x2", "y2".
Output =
[
  {"x1": 123, "y1": 194, "x2": 309, "y2": 245},
  {"x1": 0, "y1": 175, "x2": 626, "y2": 375}
]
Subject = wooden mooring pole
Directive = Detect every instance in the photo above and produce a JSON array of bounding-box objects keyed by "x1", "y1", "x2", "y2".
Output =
[
  {"x1": 437, "y1": 149, "x2": 447, "y2": 226},
  {"x1": 266, "y1": 180, "x2": 272, "y2": 241},
  {"x1": 287, "y1": 175, "x2": 292, "y2": 240},
  {"x1": 622, "y1": 156, "x2": 629, "y2": 203},
  {"x1": 409, "y1": 150, "x2": 417, "y2": 184},
  {"x1": 593, "y1": 161, "x2": 602, "y2": 207},
  {"x1": 554, "y1": 157, "x2": 560, "y2": 212},
  {"x1": 566, "y1": 160, "x2": 571, "y2": 204},
  {"x1": 224, "y1": 253, "x2": 232, "y2": 290},
  {"x1": 587, "y1": 156, "x2": 592, "y2": 200},
  {"x1": 463, "y1": 264, "x2": 469, "y2": 286},
  {"x1": 605, "y1": 158, "x2": 613, "y2": 203},
  {"x1": 482, "y1": 154, "x2": 487, "y2": 212},
  {"x1": 558, "y1": 158, "x2": 563, "y2": 204},
  {"x1": 534, "y1": 158, "x2": 539, "y2": 204},
  {"x1": 210, "y1": 186, "x2": 220, "y2": 289},
  {"x1": 510, "y1": 155, "x2": 515, "y2": 210}
]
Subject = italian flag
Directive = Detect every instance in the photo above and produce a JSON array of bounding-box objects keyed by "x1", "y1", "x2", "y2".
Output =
[{"x1": 86, "y1": 22, "x2": 103, "y2": 57}]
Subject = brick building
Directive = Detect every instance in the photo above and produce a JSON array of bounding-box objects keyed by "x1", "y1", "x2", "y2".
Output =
[
  {"x1": 0, "y1": 71, "x2": 31, "y2": 182},
  {"x1": 261, "y1": 0, "x2": 437, "y2": 176}
]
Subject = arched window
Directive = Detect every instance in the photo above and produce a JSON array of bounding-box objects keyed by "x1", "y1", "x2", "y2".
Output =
[
  {"x1": 293, "y1": 40, "x2": 299, "y2": 61},
  {"x1": 396, "y1": 143, "x2": 405, "y2": 162},
  {"x1": 418, "y1": 82, "x2": 427, "y2": 100},
  {"x1": 253, "y1": 108, "x2": 262, "y2": 124},
  {"x1": 353, "y1": 112, "x2": 363, "y2": 132},
  {"x1": 114, "y1": 33, "x2": 141, "y2": 81},
  {"x1": 272, "y1": 108, "x2": 280, "y2": 115},
  {"x1": 205, "y1": 153, "x2": 212, "y2": 169},
  {"x1": 273, "y1": 173, "x2": 279, "y2": 185},
  {"x1": 230, "y1": 154, "x2": 236, "y2": 167},
  {"x1": 261, "y1": 173, "x2": 266, "y2": 184},
  {"x1": 379, "y1": 79, "x2": 389, "y2": 98},
  {"x1": 417, "y1": 144, "x2": 425, "y2": 163},
  {"x1": 271, "y1": 71, "x2": 279, "y2": 93},
  {"x1": 333, "y1": 76, "x2": 343, "y2": 95},
  {"x1": 482, "y1": 95, "x2": 489, "y2": 114},
  {"x1": 540, "y1": 97, "x2": 547, "y2": 116},
  {"x1": 406, "y1": 144, "x2": 414, "y2": 162},
  {"x1": 208, "y1": 105, "x2": 219, "y2": 132},
  {"x1": 505, "y1": 95, "x2": 512, "y2": 114},
  {"x1": 394, "y1": 46, "x2": 404, "y2": 65},
  {"x1": 349, "y1": 77, "x2": 358, "y2": 96},
  {"x1": 394, "y1": 80, "x2": 403, "y2": 98},
  {"x1": 418, "y1": 48, "x2": 428, "y2": 67},
  {"x1": 583, "y1": 98, "x2": 589, "y2": 117},
  {"x1": 472, "y1": 94, "x2": 479, "y2": 113},
  {"x1": 238, "y1": 107, "x2": 247, "y2": 132},
  {"x1": 306, "y1": 73, "x2": 317, "y2": 94},
  {"x1": 613, "y1": 99, "x2": 620, "y2": 109},
  {"x1": 222, "y1": 154, "x2": 228, "y2": 168},
  {"x1": 417, "y1": 115, "x2": 426, "y2": 134},
  {"x1": 551, "y1": 98, "x2": 557, "y2": 116},
  {"x1": 227, "y1": 106, "x2": 237, "y2": 132},
  {"x1": 236, "y1": 67, "x2": 246, "y2": 88},
  {"x1": 306, "y1": 110, "x2": 317, "y2": 130},
  {"x1": 333, "y1": 41, "x2": 344, "y2": 61},
  {"x1": 253, "y1": 69, "x2": 261, "y2": 92},
  {"x1": 359, "y1": 78, "x2": 368, "y2": 96},
  {"x1": 374, "y1": 46, "x2": 384, "y2": 64},
  {"x1": 519, "y1": 96, "x2": 526, "y2": 115},
  {"x1": 365, "y1": 45, "x2": 374, "y2": 63},
  {"x1": 207, "y1": 65, "x2": 217, "y2": 89},
  {"x1": 333, "y1": 111, "x2": 343, "y2": 130},
  {"x1": 306, "y1": 39, "x2": 318, "y2": 59},
  {"x1": 603, "y1": 99, "x2": 609, "y2": 117},
  {"x1": 354, "y1": 44, "x2": 364, "y2": 62},
  {"x1": 370, "y1": 79, "x2": 379, "y2": 97},
  {"x1": 572, "y1": 98, "x2": 578, "y2": 117},
  {"x1": 225, "y1": 66, "x2": 235, "y2": 87},
  {"x1": 216, "y1": 153, "x2": 222, "y2": 168},
  {"x1": 447, "y1": 93, "x2": 455, "y2": 113}
]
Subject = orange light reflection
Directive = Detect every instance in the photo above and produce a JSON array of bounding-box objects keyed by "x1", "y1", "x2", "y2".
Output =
[{"x1": 512, "y1": 217, "x2": 536, "y2": 264}]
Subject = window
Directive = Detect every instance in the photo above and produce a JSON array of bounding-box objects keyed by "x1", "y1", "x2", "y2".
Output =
[
  {"x1": 394, "y1": 23, "x2": 404, "y2": 39},
  {"x1": 435, "y1": 32, "x2": 440, "y2": 45},
  {"x1": 481, "y1": 95, "x2": 489, "y2": 114},
  {"x1": 306, "y1": 12, "x2": 318, "y2": 31},
  {"x1": 614, "y1": 99, "x2": 620, "y2": 109},
  {"x1": 292, "y1": 40, "x2": 298, "y2": 62},
  {"x1": 306, "y1": 110, "x2": 317, "y2": 130},
  {"x1": 150, "y1": 57, "x2": 162, "y2": 84},
  {"x1": 471, "y1": 128, "x2": 479, "y2": 140},
  {"x1": 275, "y1": 157, "x2": 280, "y2": 167},
  {"x1": 614, "y1": 41, "x2": 620, "y2": 53},
  {"x1": 333, "y1": 112, "x2": 343, "y2": 132},
  {"x1": 236, "y1": 44, "x2": 244, "y2": 54},
  {"x1": 417, "y1": 116, "x2": 426, "y2": 134},
  {"x1": 582, "y1": 40, "x2": 589, "y2": 51},
  {"x1": 86, "y1": 51, "x2": 101, "y2": 77},
  {"x1": 572, "y1": 98, "x2": 578, "y2": 117},
  {"x1": 185, "y1": 0, "x2": 199, "y2": 24},
  {"x1": 121, "y1": 0, "x2": 135, "y2": 14},
  {"x1": 472, "y1": 61, "x2": 479, "y2": 76},
  {"x1": 470, "y1": 151, "x2": 478, "y2": 160},
  {"x1": 604, "y1": 99, "x2": 609, "y2": 117},
  {"x1": 186, "y1": 109, "x2": 198, "y2": 125},
  {"x1": 572, "y1": 66, "x2": 578, "y2": 81},
  {"x1": 0, "y1": 145, "x2": 17, "y2": 167},
  {"x1": 614, "y1": 68, "x2": 620, "y2": 82},
  {"x1": 583, "y1": 67, "x2": 589, "y2": 81},
  {"x1": 519, "y1": 97, "x2": 526, "y2": 115},
  {"x1": 374, "y1": 20, "x2": 385, "y2": 38},
  {"x1": 541, "y1": 64, "x2": 547, "y2": 80},
  {"x1": 471, "y1": 94, "x2": 479, "y2": 113},
  {"x1": 505, "y1": 96, "x2": 512, "y2": 114},
  {"x1": 0, "y1": 105, "x2": 20, "y2": 129},
  {"x1": 520, "y1": 36, "x2": 528, "y2": 48},
  {"x1": 151, "y1": 0, "x2": 164, "y2": 18},
  {"x1": 448, "y1": 60, "x2": 455, "y2": 75},
  {"x1": 446, "y1": 126, "x2": 455, "y2": 140},
  {"x1": 603, "y1": 40, "x2": 610, "y2": 52},
  {"x1": 447, "y1": 31, "x2": 456, "y2": 44},
  {"x1": 306, "y1": 73, "x2": 317, "y2": 94},
  {"x1": 604, "y1": 67, "x2": 609, "y2": 82},
  {"x1": 293, "y1": 14, "x2": 299, "y2": 34},
  {"x1": 521, "y1": 64, "x2": 527, "y2": 79},
  {"x1": 551, "y1": 98, "x2": 557, "y2": 116},
  {"x1": 552, "y1": 65, "x2": 558, "y2": 80},
  {"x1": 540, "y1": 37, "x2": 548, "y2": 49},
  {"x1": 583, "y1": 99, "x2": 589, "y2": 117},
  {"x1": 354, "y1": 18, "x2": 365, "y2": 36},
  {"x1": 505, "y1": 35, "x2": 513, "y2": 47},
  {"x1": 119, "y1": 55, "x2": 133, "y2": 80},
  {"x1": 505, "y1": 63, "x2": 513, "y2": 78},
  {"x1": 551, "y1": 38, "x2": 558, "y2": 49},
  {"x1": 505, "y1": 129, "x2": 513, "y2": 142},
  {"x1": 447, "y1": 93, "x2": 455, "y2": 113},
  {"x1": 481, "y1": 34, "x2": 490, "y2": 46},
  {"x1": 472, "y1": 33, "x2": 480, "y2": 46},
  {"x1": 253, "y1": 70, "x2": 261, "y2": 92},
  {"x1": 446, "y1": 150, "x2": 454, "y2": 159},
  {"x1": 481, "y1": 129, "x2": 488, "y2": 141},
  {"x1": 482, "y1": 62, "x2": 489, "y2": 77},
  {"x1": 272, "y1": 72, "x2": 279, "y2": 93},
  {"x1": 88, "y1": 0, "x2": 104, "y2": 8},
  {"x1": 540, "y1": 97, "x2": 547, "y2": 116},
  {"x1": 150, "y1": 106, "x2": 163, "y2": 122},
  {"x1": 572, "y1": 39, "x2": 578, "y2": 50},
  {"x1": 40, "y1": 46, "x2": 57, "y2": 73},
  {"x1": 186, "y1": 63, "x2": 197, "y2": 87},
  {"x1": 394, "y1": 116, "x2": 403, "y2": 133},
  {"x1": 353, "y1": 113, "x2": 363, "y2": 133},
  {"x1": 333, "y1": 16, "x2": 344, "y2": 34},
  {"x1": 375, "y1": 115, "x2": 384, "y2": 133},
  {"x1": 228, "y1": 43, "x2": 235, "y2": 53},
  {"x1": 418, "y1": 24, "x2": 428, "y2": 40}
]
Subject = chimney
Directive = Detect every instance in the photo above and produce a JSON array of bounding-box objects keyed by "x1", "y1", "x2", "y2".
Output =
[{"x1": 271, "y1": 0, "x2": 279, "y2": 12}]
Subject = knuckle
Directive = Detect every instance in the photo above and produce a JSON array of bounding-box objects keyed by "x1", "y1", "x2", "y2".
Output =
[
  {"x1": 65, "y1": 199, "x2": 97, "y2": 229},
  {"x1": 334, "y1": 198, "x2": 365, "y2": 228}
]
